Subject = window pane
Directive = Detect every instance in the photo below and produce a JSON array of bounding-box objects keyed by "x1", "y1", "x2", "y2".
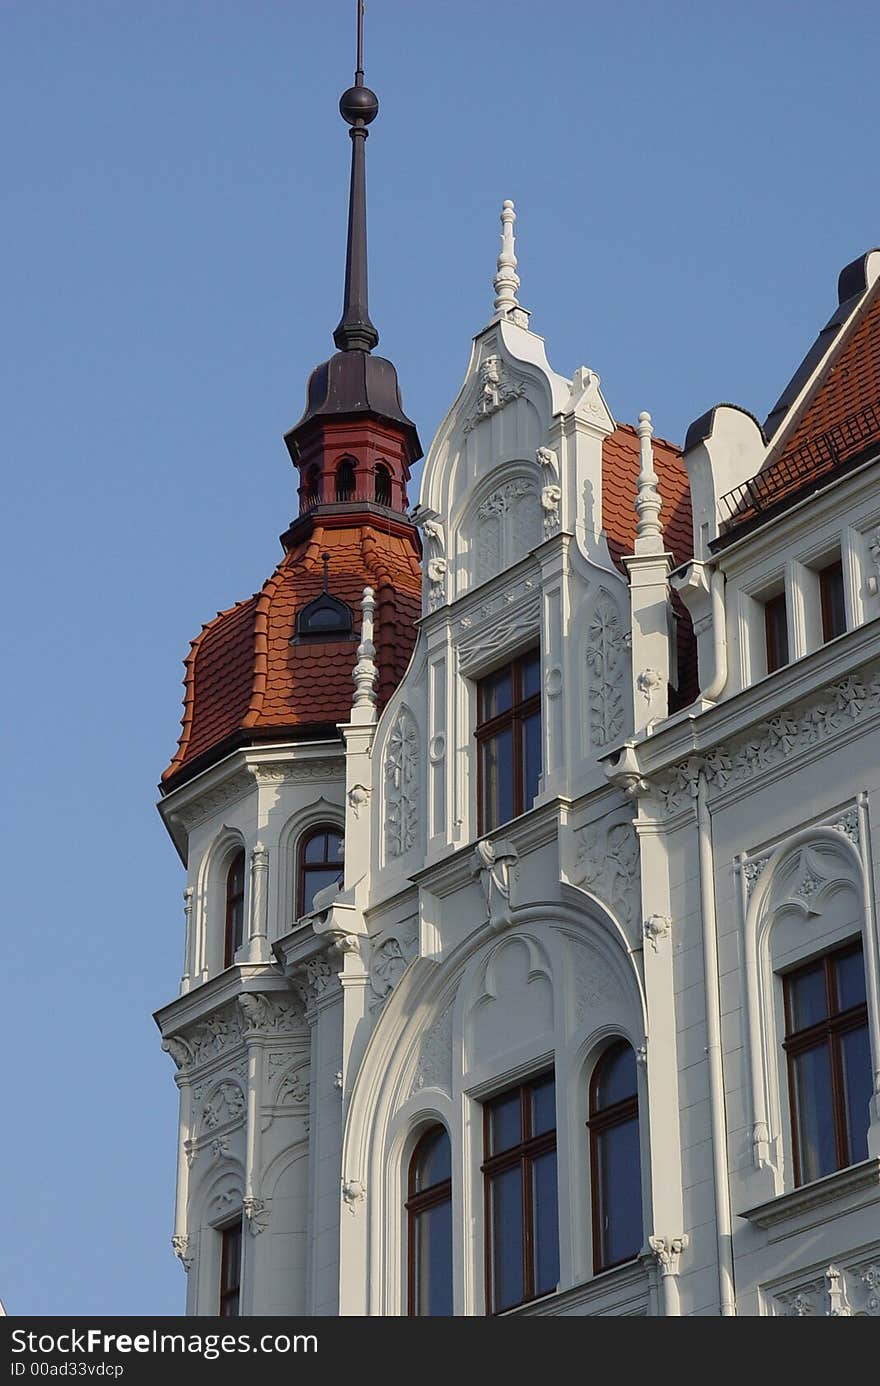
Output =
[
  {"x1": 820, "y1": 562, "x2": 846, "y2": 642},
  {"x1": 302, "y1": 866, "x2": 342, "y2": 914},
  {"x1": 840, "y1": 1024, "x2": 872, "y2": 1167},
  {"x1": 221, "y1": 1224, "x2": 241, "y2": 1293},
  {"x1": 414, "y1": 1199, "x2": 453, "y2": 1316},
  {"x1": 530, "y1": 1075, "x2": 556, "y2": 1137},
  {"x1": 595, "y1": 1043, "x2": 638, "y2": 1110},
  {"x1": 791, "y1": 1043, "x2": 836, "y2": 1184},
  {"x1": 788, "y1": 962, "x2": 827, "y2": 1032},
  {"x1": 414, "y1": 1127, "x2": 451, "y2": 1192},
  {"x1": 304, "y1": 831, "x2": 328, "y2": 863},
  {"x1": 836, "y1": 947, "x2": 866, "y2": 1012},
  {"x1": 523, "y1": 710, "x2": 542, "y2": 811},
  {"x1": 521, "y1": 650, "x2": 541, "y2": 699},
  {"x1": 480, "y1": 667, "x2": 513, "y2": 720},
  {"x1": 596, "y1": 1117, "x2": 643, "y2": 1268},
  {"x1": 490, "y1": 1166, "x2": 523, "y2": 1311},
  {"x1": 489, "y1": 1090, "x2": 522, "y2": 1155},
  {"x1": 765, "y1": 594, "x2": 789, "y2": 672},
  {"x1": 532, "y1": 1149, "x2": 559, "y2": 1297},
  {"x1": 481, "y1": 726, "x2": 513, "y2": 830},
  {"x1": 229, "y1": 898, "x2": 244, "y2": 952}
]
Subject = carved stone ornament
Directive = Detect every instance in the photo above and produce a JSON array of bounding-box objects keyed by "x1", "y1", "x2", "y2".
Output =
[
  {"x1": 655, "y1": 663, "x2": 880, "y2": 816},
  {"x1": 171, "y1": 1234, "x2": 193, "y2": 1272},
  {"x1": 368, "y1": 922, "x2": 418, "y2": 1011},
  {"x1": 648, "y1": 1234, "x2": 688, "y2": 1275},
  {"x1": 348, "y1": 783, "x2": 370, "y2": 819},
  {"x1": 237, "y1": 992, "x2": 304, "y2": 1035},
  {"x1": 636, "y1": 668, "x2": 664, "y2": 705},
  {"x1": 571, "y1": 819, "x2": 639, "y2": 930},
  {"x1": 342, "y1": 1178, "x2": 366, "y2": 1215},
  {"x1": 385, "y1": 708, "x2": 420, "y2": 858},
  {"x1": 536, "y1": 446, "x2": 561, "y2": 538},
  {"x1": 276, "y1": 1067, "x2": 310, "y2": 1107},
  {"x1": 172, "y1": 768, "x2": 253, "y2": 832},
  {"x1": 586, "y1": 592, "x2": 628, "y2": 747},
  {"x1": 458, "y1": 585, "x2": 542, "y2": 676},
  {"x1": 410, "y1": 1002, "x2": 454, "y2": 1097},
  {"x1": 867, "y1": 526, "x2": 880, "y2": 596},
  {"x1": 162, "y1": 1000, "x2": 245, "y2": 1073},
  {"x1": 643, "y1": 913, "x2": 672, "y2": 952},
  {"x1": 474, "y1": 479, "x2": 541, "y2": 584},
  {"x1": 462, "y1": 355, "x2": 526, "y2": 434},
  {"x1": 291, "y1": 953, "x2": 338, "y2": 1009},
  {"x1": 202, "y1": 1081, "x2": 246, "y2": 1130},
  {"x1": 243, "y1": 1196, "x2": 270, "y2": 1236},
  {"x1": 472, "y1": 837, "x2": 519, "y2": 931}
]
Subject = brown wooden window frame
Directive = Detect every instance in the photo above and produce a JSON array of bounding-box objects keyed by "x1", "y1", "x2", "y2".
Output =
[
  {"x1": 335, "y1": 458, "x2": 356, "y2": 502},
  {"x1": 587, "y1": 1040, "x2": 642, "y2": 1274},
  {"x1": 481, "y1": 1072, "x2": 558, "y2": 1315},
  {"x1": 219, "y1": 1218, "x2": 243, "y2": 1317},
  {"x1": 819, "y1": 559, "x2": 846, "y2": 643},
  {"x1": 783, "y1": 939, "x2": 870, "y2": 1187},
  {"x1": 223, "y1": 848, "x2": 246, "y2": 969},
  {"x1": 296, "y1": 824, "x2": 344, "y2": 919},
  {"x1": 764, "y1": 591, "x2": 789, "y2": 674},
  {"x1": 405, "y1": 1125, "x2": 453, "y2": 1317},
  {"x1": 476, "y1": 649, "x2": 542, "y2": 835}
]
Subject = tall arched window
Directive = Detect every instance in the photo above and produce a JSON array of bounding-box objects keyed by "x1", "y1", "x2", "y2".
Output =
[
  {"x1": 336, "y1": 459, "x2": 356, "y2": 502},
  {"x1": 406, "y1": 1126, "x2": 453, "y2": 1316},
  {"x1": 224, "y1": 849, "x2": 246, "y2": 968},
  {"x1": 588, "y1": 1041, "x2": 643, "y2": 1272},
  {"x1": 374, "y1": 462, "x2": 392, "y2": 506},
  {"x1": 297, "y1": 826, "x2": 344, "y2": 917}
]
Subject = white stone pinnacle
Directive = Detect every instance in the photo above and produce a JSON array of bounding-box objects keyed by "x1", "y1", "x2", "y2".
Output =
[
  {"x1": 351, "y1": 585, "x2": 378, "y2": 721},
  {"x1": 634, "y1": 409, "x2": 664, "y2": 552},
  {"x1": 493, "y1": 200, "x2": 529, "y2": 326}
]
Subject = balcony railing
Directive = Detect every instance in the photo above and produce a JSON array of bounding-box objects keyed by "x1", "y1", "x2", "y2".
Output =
[{"x1": 717, "y1": 400, "x2": 880, "y2": 532}]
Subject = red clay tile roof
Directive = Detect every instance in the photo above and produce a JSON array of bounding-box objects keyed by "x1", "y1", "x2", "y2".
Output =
[
  {"x1": 719, "y1": 279, "x2": 880, "y2": 534},
  {"x1": 603, "y1": 424, "x2": 697, "y2": 705},
  {"x1": 162, "y1": 519, "x2": 421, "y2": 787}
]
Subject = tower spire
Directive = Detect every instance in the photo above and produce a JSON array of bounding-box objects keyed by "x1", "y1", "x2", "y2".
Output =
[
  {"x1": 333, "y1": 0, "x2": 380, "y2": 353},
  {"x1": 492, "y1": 200, "x2": 530, "y2": 327}
]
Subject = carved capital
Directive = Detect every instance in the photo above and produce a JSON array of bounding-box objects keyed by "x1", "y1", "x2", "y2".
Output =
[
  {"x1": 291, "y1": 953, "x2": 339, "y2": 1010},
  {"x1": 472, "y1": 837, "x2": 518, "y2": 931},
  {"x1": 243, "y1": 1196, "x2": 270, "y2": 1236},
  {"x1": 648, "y1": 1233, "x2": 688, "y2": 1275},
  {"x1": 171, "y1": 1234, "x2": 193, "y2": 1271}
]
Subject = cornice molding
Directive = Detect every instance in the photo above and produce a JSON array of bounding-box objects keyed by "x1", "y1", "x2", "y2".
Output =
[{"x1": 741, "y1": 1158, "x2": 880, "y2": 1231}]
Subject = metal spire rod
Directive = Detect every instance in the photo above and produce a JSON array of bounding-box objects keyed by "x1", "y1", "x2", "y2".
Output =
[{"x1": 333, "y1": 0, "x2": 380, "y2": 353}]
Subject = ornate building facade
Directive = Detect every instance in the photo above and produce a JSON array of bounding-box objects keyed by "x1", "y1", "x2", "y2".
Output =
[{"x1": 154, "y1": 45, "x2": 880, "y2": 1317}]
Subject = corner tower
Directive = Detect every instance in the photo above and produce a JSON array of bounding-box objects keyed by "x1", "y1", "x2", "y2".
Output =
[{"x1": 154, "y1": 3, "x2": 422, "y2": 1318}]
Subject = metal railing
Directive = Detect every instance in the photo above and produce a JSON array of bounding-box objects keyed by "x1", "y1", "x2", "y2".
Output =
[{"x1": 718, "y1": 400, "x2": 880, "y2": 530}]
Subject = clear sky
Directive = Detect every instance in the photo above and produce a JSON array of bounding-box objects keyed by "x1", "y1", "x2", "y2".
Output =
[{"x1": 3, "y1": 0, "x2": 879, "y2": 1316}]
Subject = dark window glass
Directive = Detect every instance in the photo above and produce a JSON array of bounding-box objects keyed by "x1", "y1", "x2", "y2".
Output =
[
  {"x1": 305, "y1": 464, "x2": 321, "y2": 506},
  {"x1": 374, "y1": 463, "x2": 392, "y2": 506},
  {"x1": 298, "y1": 826, "x2": 344, "y2": 917},
  {"x1": 224, "y1": 849, "x2": 246, "y2": 968},
  {"x1": 588, "y1": 1040, "x2": 643, "y2": 1273},
  {"x1": 407, "y1": 1127, "x2": 453, "y2": 1316},
  {"x1": 482, "y1": 1073, "x2": 558, "y2": 1313},
  {"x1": 336, "y1": 459, "x2": 356, "y2": 502},
  {"x1": 219, "y1": 1220, "x2": 242, "y2": 1317},
  {"x1": 765, "y1": 592, "x2": 789, "y2": 673},
  {"x1": 784, "y1": 940, "x2": 870, "y2": 1186},
  {"x1": 819, "y1": 561, "x2": 846, "y2": 642},
  {"x1": 476, "y1": 651, "x2": 542, "y2": 833}
]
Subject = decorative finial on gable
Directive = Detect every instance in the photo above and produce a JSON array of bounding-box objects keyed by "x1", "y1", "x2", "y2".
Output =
[
  {"x1": 634, "y1": 411, "x2": 664, "y2": 553},
  {"x1": 493, "y1": 200, "x2": 530, "y2": 328},
  {"x1": 351, "y1": 585, "x2": 378, "y2": 722}
]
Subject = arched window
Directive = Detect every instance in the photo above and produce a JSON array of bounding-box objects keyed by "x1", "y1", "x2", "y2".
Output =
[
  {"x1": 588, "y1": 1041, "x2": 643, "y2": 1272},
  {"x1": 304, "y1": 464, "x2": 321, "y2": 507},
  {"x1": 224, "y1": 849, "x2": 246, "y2": 968},
  {"x1": 297, "y1": 826, "x2": 344, "y2": 917},
  {"x1": 406, "y1": 1126, "x2": 453, "y2": 1316},
  {"x1": 336, "y1": 459, "x2": 356, "y2": 502},
  {"x1": 374, "y1": 462, "x2": 392, "y2": 506}
]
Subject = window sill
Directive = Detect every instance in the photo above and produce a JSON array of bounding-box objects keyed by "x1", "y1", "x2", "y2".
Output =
[
  {"x1": 500, "y1": 1259, "x2": 649, "y2": 1317},
  {"x1": 740, "y1": 1157, "x2": 880, "y2": 1231}
]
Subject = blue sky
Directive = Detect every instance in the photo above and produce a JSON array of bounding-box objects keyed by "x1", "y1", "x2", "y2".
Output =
[{"x1": 3, "y1": 0, "x2": 879, "y2": 1315}]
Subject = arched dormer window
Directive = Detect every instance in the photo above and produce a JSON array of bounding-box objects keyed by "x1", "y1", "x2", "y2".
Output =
[
  {"x1": 374, "y1": 462, "x2": 392, "y2": 507},
  {"x1": 406, "y1": 1126, "x2": 453, "y2": 1316},
  {"x1": 297, "y1": 825, "x2": 344, "y2": 917},
  {"x1": 336, "y1": 459, "x2": 356, "y2": 502},
  {"x1": 293, "y1": 552, "x2": 354, "y2": 642},
  {"x1": 588, "y1": 1040, "x2": 643, "y2": 1272},
  {"x1": 224, "y1": 848, "x2": 246, "y2": 967}
]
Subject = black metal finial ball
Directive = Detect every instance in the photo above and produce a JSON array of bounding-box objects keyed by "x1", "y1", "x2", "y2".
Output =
[{"x1": 339, "y1": 85, "x2": 379, "y2": 126}]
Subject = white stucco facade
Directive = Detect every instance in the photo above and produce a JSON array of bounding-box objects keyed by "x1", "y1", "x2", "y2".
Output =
[{"x1": 155, "y1": 224, "x2": 880, "y2": 1317}]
